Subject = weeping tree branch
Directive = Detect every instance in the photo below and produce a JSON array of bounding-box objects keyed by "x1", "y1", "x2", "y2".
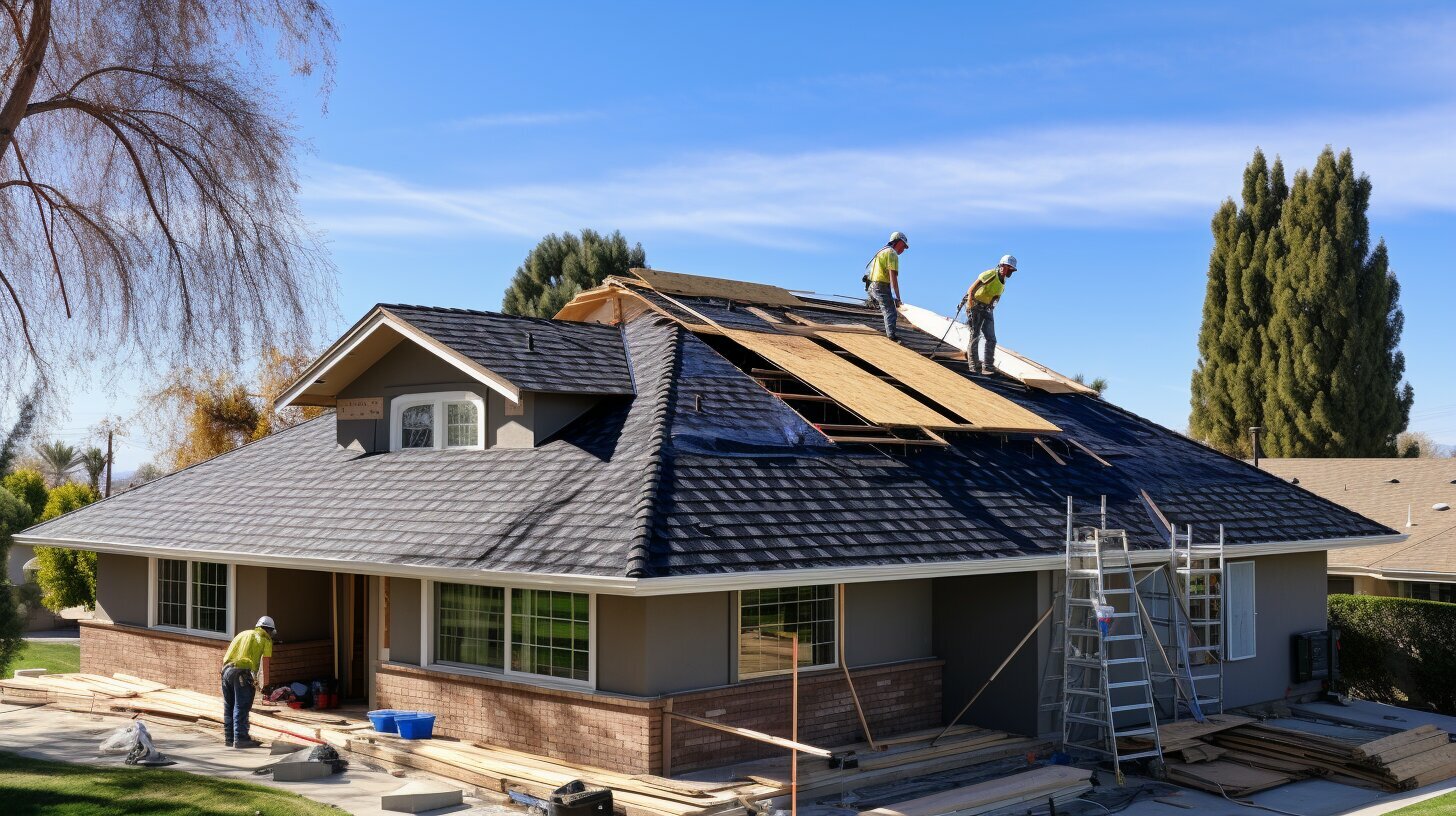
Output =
[{"x1": 0, "y1": 0, "x2": 48, "y2": 160}]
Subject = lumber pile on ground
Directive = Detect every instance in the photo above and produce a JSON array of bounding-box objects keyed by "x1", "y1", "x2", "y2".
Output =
[{"x1": 860, "y1": 766, "x2": 1092, "y2": 816}]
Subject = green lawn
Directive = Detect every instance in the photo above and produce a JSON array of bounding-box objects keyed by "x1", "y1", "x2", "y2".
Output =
[
  {"x1": 1388, "y1": 791, "x2": 1456, "y2": 815},
  {"x1": 0, "y1": 751, "x2": 340, "y2": 815},
  {"x1": 9, "y1": 641, "x2": 80, "y2": 677}
]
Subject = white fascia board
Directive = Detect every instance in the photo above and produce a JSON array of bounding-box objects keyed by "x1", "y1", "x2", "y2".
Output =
[
  {"x1": 273, "y1": 310, "x2": 520, "y2": 411},
  {"x1": 16, "y1": 532, "x2": 1408, "y2": 598},
  {"x1": 1330, "y1": 566, "x2": 1456, "y2": 584}
]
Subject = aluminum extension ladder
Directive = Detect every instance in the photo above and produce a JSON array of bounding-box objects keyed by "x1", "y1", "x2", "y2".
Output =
[
  {"x1": 1165, "y1": 524, "x2": 1226, "y2": 721},
  {"x1": 1061, "y1": 497, "x2": 1164, "y2": 782}
]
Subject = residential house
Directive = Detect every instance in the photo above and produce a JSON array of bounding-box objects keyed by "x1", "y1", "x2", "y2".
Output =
[
  {"x1": 15, "y1": 270, "x2": 1399, "y2": 775},
  {"x1": 1259, "y1": 458, "x2": 1456, "y2": 600}
]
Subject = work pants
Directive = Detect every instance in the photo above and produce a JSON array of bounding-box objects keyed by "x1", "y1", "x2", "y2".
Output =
[
  {"x1": 968, "y1": 303, "x2": 996, "y2": 372},
  {"x1": 221, "y1": 666, "x2": 256, "y2": 743},
  {"x1": 867, "y1": 282, "x2": 898, "y2": 341}
]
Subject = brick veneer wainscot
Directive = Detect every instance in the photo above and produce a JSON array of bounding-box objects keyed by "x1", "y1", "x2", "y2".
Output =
[
  {"x1": 376, "y1": 658, "x2": 943, "y2": 775},
  {"x1": 80, "y1": 621, "x2": 334, "y2": 693}
]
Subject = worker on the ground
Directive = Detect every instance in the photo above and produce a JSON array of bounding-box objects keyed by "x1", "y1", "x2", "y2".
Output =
[
  {"x1": 864, "y1": 231, "x2": 909, "y2": 342},
  {"x1": 962, "y1": 254, "x2": 1017, "y2": 375},
  {"x1": 221, "y1": 615, "x2": 275, "y2": 748}
]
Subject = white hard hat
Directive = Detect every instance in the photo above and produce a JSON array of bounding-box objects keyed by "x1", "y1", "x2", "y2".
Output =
[
  {"x1": 999, "y1": 254, "x2": 1017, "y2": 270},
  {"x1": 889, "y1": 231, "x2": 909, "y2": 247},
  {"x1": 256, "y1": 616, "x2": 276, "y2": 631}
]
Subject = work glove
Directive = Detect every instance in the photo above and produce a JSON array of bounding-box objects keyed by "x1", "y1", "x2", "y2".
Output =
[{"x1": 957, "y1": 295, "x2": 968, "y2": 310}]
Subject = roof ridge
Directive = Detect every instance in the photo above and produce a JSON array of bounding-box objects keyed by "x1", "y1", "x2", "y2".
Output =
[
  {"x1": 624, "y1": 320, "x2": 683, "y2": 579},
  {"x1": 380, "y1": 303, "x2": 618, "y2": 330}
]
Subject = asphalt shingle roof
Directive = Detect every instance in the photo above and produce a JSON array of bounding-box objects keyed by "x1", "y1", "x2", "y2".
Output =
[
  {"x1": 383, "y1": 304, "x2": 634, "y2": 395},
  {"x1": 23, "y1": 312, "x2": 1396, "y2": 580}
]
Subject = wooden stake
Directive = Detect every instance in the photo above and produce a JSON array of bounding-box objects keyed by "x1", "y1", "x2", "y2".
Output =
[
  {"x1": 932, "y1": 604, "x2": 1055, "y2": 746},
  {"x1": 837, "y1": 584, "x2": 878, "y2": 751},
  {"x1": 791, "y1": 632, "x2": 799, "y2": 816}
]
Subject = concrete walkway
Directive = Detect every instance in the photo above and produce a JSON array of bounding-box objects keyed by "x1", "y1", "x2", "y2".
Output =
[
  {"x1": 0, "y1": 704, "x2": 519, "y2": 816},
  {"x1": 23, "y1": 628, "x2": 80, "y2": 642}
]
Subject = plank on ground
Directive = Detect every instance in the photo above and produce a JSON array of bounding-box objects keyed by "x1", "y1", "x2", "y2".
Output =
[
  {"x1": 860, "y1": 766, "x2": 1092, "y2": 816},
  {"x1": 817, "y1": 331, "x2": 1060, "y2": 433},
  {"x1": 1354, "y1": 726, "x2": 1443, "y2": 759},
  {"x1": 723, "y1": 329, "x2": 963, "y2": 430}
]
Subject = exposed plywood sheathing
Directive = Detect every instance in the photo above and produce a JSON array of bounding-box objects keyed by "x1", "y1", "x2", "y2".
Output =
[
  {"x1": 817, "y1": 331, "x2": 1062, "y2": 434},
  {"x1": 630, "y1": 267, "x2": 806, "y2": 308},
  {"x1": 724, "y1": 329, "x2": 965, "y2": 430},
  {"x1": 896, "y1": 303, "x2": 1098, "y2": 395}
]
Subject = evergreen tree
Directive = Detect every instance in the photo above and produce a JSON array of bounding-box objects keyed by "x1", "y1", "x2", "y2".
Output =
[
  {"x1": 2, "y1": 468, "x2": 48, "y2": 519},
  {"x1": 1190, "y1": 150, "x2": 1286, "y2": 456},
  {"x1": 1261, "y1": 148, "x2": 1412, "y2": 456},
  {"x1": 34, "y1": 483, "x2": 101, "y2": 611},
  {"x1": 501, "y1": 230, "x2": 647, "y2": 318},
  {"x1": 0, "y1": 488, "x2": 31, "y2": 678}
]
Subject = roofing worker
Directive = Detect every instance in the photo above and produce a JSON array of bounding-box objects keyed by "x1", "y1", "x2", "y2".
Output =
[
  {"x1": 864, "y1": 231, "x2": 909, "y2": 342},
  {"x1": 221, "y1": 615, "x2": 275, "y2": 748},
  {"x1": 962, "y1": 254, "x2": 1017, "y2": 375}
]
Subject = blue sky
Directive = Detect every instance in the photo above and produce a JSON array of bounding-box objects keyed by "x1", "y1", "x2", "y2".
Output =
[{"x1": 60, "y1": 1, "x2": 1456, "y2": 469}]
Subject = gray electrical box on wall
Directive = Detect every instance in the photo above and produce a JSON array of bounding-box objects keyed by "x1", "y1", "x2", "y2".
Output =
[{"x1": 1291, "y1": 628, "x2": 1340, "y2": 683}]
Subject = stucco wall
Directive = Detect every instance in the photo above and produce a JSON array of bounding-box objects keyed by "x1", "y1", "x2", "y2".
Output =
[
  {"x1": 94, "y1": 552, "x2": 149, "y2": 626},
  {"x1": 266, "y1": 567, "x2": 333, "y2": 641},
  {"x1": 845, "y1": 579, "x2": 934, "y2": 667},
  {"x1": 933, "y1": 572, "x2": 1044, "y2": 737},
  {"x1": 389, "y1": 577, "x2": 422, "y2": 665},
  {"x1": 336, "y1": 342, "x2": 493, "y2": 452},
  {"x1": 1223, "y1": 550, "x2": 1329, "y2": 707},
  {"x1": 235, "y1": 565, "x2": 267, "y2": 634},
  {"x1": 597, "y1": 592, "x2": 732, "y2": 696},
  {"x1": 6, "y1": 542, "x2": 32, "y2": 586}
]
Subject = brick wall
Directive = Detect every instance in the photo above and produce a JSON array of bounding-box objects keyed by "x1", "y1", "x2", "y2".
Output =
[
  {"x1": 80, "y1": 621, "x2": 333, "y2": 692},
  {"x1": 377, "y1": 658, "x2": 943, "y2": 775}
]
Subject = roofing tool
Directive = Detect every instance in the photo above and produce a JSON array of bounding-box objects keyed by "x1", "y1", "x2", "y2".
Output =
[{"x1": 931, "y1": 298, "x2": 966, "y2": 353}]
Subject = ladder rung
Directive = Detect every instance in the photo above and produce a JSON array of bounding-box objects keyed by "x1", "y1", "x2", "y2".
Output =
[
  {"x1": 1190, "y1": 674, "x2": 1220, "y2": 681},
  {"x1": 1067, "y1": 628, "x2": 1104, "y2": 637},
  {"x1": 1065, "y1": 714, "x2": 1112, "y2": 727},
  {"x1": 1106, "y1": 657, "x2": 1146, "y2": 665},
  {"x1": 1189, "y1": 646, "x2": 1221, "y2": 653},
  {"x1": 1118, "y1": 749, "x2": 1163, "y2": 761},
  {"x1": 1107, "y1": 680, "x2": 1150, "y2": 689},
  {"x1": 1101, "y1": 588, "x2": 1136, "y2": 595},
  {"x1": 1066, "y1": 689, "x2": 1107, "y2": 698},
  {"x1": 1112, "y1": 726, "x2": 1157, "y2": 738},
  {"x1": 1110, "y1": 702, "x2": 1153, "y2": 713},
  {"x1": 1108, "y1": 612, "x2": 1139, "y2": 618},
  {"x1": 1104, "y1": 634, "x2": 1145, "y2": 642}
]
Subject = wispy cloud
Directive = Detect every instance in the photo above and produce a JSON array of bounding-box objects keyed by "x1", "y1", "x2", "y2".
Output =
[
  {"x1": 443, "y1": 111, "x2": 597, "y2": 130},
  {"x1": 304, "y1": 107, "x2": 1456, "y2": 247}
]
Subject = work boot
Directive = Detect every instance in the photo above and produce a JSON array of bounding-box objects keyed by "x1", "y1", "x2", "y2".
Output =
[
  {"x1": 968, "y1": 364, "x2": 984, "y2": 375},
  {"x1": 233, "y1": 738, "x2": 263, "y2": 749}
]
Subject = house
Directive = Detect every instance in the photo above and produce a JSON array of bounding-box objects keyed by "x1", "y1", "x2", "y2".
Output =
[
  {"x1": 1258, "y1": 458, "x2": 1456, "y2": 600},
  {"x1": 15, "y1": 269, "x2": 1400, "y2": 775}
]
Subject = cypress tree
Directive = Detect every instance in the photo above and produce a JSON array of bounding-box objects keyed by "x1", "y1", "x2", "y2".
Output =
[
  {"x1": 1260, "y1": 148, "x2": 1412, "y2": 456},
  {"x1": 501, "y1": 229, "x2": 647, "y2": 318},
  {"x1": 1190, "y1": 150, "x2": 1286, "y2": 456}
]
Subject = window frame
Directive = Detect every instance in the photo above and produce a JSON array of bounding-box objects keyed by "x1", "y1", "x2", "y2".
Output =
[
  {"x1": 423, "y1": 579, "x2": 596, "y2": 689},
  {"x1": 389, "y1": 391, "x2": 486, "y2": 452},
  {"x1": 735, "y1": 584, "x2": 839, "y2": 680},
  {"x1": 146, "y1": 557, "x2": 236, "y2": 640},
  {"x1": 1225, "y1": 560, "x2": 1257, "y2": 661}
]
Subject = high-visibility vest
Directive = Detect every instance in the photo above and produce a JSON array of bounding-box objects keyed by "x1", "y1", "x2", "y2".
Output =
[
  {"x1": 867, "y1": 247, "x2": 899, "y2": 284},
  {"x1": 971, "y1": 268, "x2": 1004, "y2": 304}
]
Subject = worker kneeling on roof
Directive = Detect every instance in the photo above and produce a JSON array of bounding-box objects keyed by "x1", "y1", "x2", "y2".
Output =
[
  {"x1": 864, "y1": 231, "x2": 908, "y2": 342},
  {"x1": 963, "y1": 254, "x2": 1016, "y2": 375},
  {"x1": 221, "y1": 615, "x2": 275, "y2": 749}
]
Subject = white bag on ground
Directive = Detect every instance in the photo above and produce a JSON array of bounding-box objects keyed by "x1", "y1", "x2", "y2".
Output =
[
  {"x1": 99, "y1": 722, "x2": 143, "y2": 754},
  {"x1": 97, "y1": 721, "x2": 174, "y2": 766}
]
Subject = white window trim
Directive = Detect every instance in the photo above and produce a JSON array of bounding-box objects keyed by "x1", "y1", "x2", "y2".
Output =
[
  {"x1": 425, "y1": 581, "x2": 596, "y2": 690},
  {"x1": 389, "y1": 391, "x2": 486, "y2": 452},
  {"x1": 145, "y1": 557, "x2": 235, "y2": 640},
  {"x1": 1226, "y1": 560, "x2": 1257, "y2": 661},
  {"x1": 735, "y1": 585, "x2": 839, "y2": 681}
]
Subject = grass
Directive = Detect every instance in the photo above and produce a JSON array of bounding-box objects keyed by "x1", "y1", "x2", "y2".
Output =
[
  {"x1": 8, "y1": 641, "x2": 80, "y2": 677},
  {"x1": 1388, "y1": 791, "x2": 1456, "y2": 815},
  {"x1": 0, "y1": 751, "x2": 340, "y2": 815}
]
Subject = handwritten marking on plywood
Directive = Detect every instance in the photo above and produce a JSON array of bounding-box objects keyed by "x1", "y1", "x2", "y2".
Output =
[
  {"x1": 723, "y1": 329, "x2": 964, "y2": 430},
  {"x1": 817, "y1": 331, "x2": 1061, "y2": 434}
]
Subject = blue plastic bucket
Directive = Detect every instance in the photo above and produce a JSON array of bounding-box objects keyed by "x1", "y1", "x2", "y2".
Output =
[
  {"x1": 395, "y1": 713, "x2": 436, "y2": 740},
  {"x1": 366, "y1": 709, "x2": 413, "y2": 734}
]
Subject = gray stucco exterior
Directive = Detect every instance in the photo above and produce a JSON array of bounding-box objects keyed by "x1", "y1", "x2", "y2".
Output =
[
  {"x1": 94, "y1": 552, "x2": 149, "y2": 627},
  {"x1": 934, "y1": 572, "x2": 1047, "y2": 737},
  {"x1": 1222, "y1": 550, "x2": 1328, "y2": 706}
]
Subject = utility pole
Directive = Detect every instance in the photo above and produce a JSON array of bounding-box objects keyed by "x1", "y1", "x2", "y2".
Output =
[{"x1": 105, "y1": 431, "x2": 113, "y2": 497}]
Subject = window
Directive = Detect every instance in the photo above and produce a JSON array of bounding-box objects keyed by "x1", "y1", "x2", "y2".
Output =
[
  {"x1": 1404, "y1": 582, "x2": 1456, "y2": 603},
  {"x1": 436, "y1": 584, "x2": 505, "y2": 669},
  {"x1": 1327, "y1": 576, "x2": 1355, "y2": 595},
  {"x1": 154, "y1": 558, "x2": 230, "y2": 635},
  {"x1": 391, "y1": 392, "x2": 485, "y2": 451},
  {"x1": 738, "y1": 585, "x2": 837, "y2": 678},
  {"x1": 512, "y1": 589, "x2": 590, "y2": 681},
  {"x1": 1226, "y1": 561, "x2": 1256, "y2": 660},
  {"x1": 429, "y1": 583, "x2": 592, "y2": 684}
]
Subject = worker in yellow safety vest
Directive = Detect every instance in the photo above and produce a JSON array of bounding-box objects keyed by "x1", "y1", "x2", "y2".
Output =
[
  {"x1": 864, "y1": 231, "x2": 909, "y2": 341},
  {"x1": 961, "y1": 254, "x2": 1017, "y2": 375},
  {"x1": 221, "y1": 615, "x2": 275, "y2": 748}
]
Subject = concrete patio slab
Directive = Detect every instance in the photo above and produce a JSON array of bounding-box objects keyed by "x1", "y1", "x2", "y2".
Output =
[{"x1": 1293, "y1": 700, "x2": 1456, "y2": 734}]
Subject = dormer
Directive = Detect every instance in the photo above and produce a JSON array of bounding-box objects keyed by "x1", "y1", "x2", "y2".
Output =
[{"x1": 275, "y1": 305, "x2": 635, "y2": 452}]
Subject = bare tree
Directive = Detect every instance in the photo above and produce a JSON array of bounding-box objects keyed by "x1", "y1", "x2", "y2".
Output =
[{"x1": 0, "y1": 0, "x2": 337, "y2": 391}]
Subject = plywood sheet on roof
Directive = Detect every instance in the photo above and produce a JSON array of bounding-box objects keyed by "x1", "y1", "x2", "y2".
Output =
[
  {"x1": 818, "y1": 332, "x2": 1061, "y2": 433},
  {"x1": 897, "y1": 303, "x2": 1098, "y2": 395},
  {"x1": 631, "y1": 268, "x2": 805, "y2": 308},
  {"x1": 723, "y1": 329, "x2": 963, "y2": 430}
]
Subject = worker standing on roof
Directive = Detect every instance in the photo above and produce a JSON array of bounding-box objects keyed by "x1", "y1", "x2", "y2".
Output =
[
  {"x1": 221, "y1": 615, "x2": 275, "y2": 748},
  {"x1": 865, "y1": 231, "x2": 909, "y2": 342},
  {"x1": 962, "y1": 254, "x2": 1017, "y2": 375}
]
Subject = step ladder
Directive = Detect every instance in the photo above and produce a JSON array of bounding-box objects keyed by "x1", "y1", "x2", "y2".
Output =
[
  {"x1": 1166, "y1": 524, "x2": 1225, "y2": 721},
  {"x1": 1036, "y1": 589, "x2": 1066, "y2": 735},
  {"x1": 1061, "y1": 497, "x2": 1164, "y2": 782}
]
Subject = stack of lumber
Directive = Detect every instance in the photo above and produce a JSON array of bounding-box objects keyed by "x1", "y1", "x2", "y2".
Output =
[
  {"x1": 859, "y1": 766, "x2": 1093, "y2": 816},
  {"x1": 1207, "y1": 722, "x2": 1456, "y2": 791}
]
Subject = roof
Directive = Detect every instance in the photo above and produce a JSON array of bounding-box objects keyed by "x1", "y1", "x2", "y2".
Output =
[
  {"x1": 1258, "y1": 458, "x2": 1456, "y2": 579},
  {"x1": 381, "y1": 305, "x2": 634, "y2": 396},
  {"x1": 20, "y1": 307, "x2": 1398, "y2": 588}
]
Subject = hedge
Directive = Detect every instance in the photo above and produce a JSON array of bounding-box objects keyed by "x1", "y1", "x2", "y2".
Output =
[{"x1": 1328, "y1": 593, "x2": 1456, "y2": 713}]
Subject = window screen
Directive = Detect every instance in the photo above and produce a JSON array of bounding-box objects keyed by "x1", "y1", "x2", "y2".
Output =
[{"x1": 1226, "y1": 561, "x2": 1257, "y2": 660}]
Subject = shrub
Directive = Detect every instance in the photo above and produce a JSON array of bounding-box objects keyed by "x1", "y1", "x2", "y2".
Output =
[
  {"x1": 1328, "y1": 594, "x2": 1456, "y2": 713},
  {"x1": 39, "y1": 482, "x2": 99, "y2": 522},
  {"x1": 0, "y1": 489, "x2": 31, "y2": 676},
  {"x1": 33, "y1": 482, "x2": 101, "y2": 611},
  {"x1": 2, "y1": 468, "x2": 48, "y2": 520}
]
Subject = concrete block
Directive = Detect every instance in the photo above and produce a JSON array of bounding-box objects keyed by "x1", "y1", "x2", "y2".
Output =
[
  {"x1": 272, "y1": 760, "x2": 334, "y2": 782},
  {"x1": 381, "y1": 780, "x2": 464, "y2": 813},
  {"x1": 13, "y1": 668, "x2": 47, "y2": 678},
  {"x1": 271, "y1": 740, "x2": 310, "y2": 755}
]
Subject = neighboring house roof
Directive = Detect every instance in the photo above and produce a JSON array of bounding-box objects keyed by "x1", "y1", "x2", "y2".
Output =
[
  {"x1": 20, "y1": 303, "x2": 1398, "y2": 591},
  {"x1": 1258, "y1": 458, "x2": 1456, "y2": 581}
]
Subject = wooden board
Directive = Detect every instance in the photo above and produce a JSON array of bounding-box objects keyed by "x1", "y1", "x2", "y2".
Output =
[
  {"x1": 818, "y1": 331, "x2": 1060, "y2": 433},
  {"x1": 723, "y1": 329, "x2": 964, "y2": 430},
  {"x1": 631, "y1": 268, "x2": 805, "y2": 308},
  {"x1": 861, "y1": 766, "x2": 1092, "y2": 816},
  {"x1": 1165, "y1": 760, "x2": 1295, "y2": 796},
  {"x1": 894, "y1": 304, "x2": 1098, "y2": 395}
]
